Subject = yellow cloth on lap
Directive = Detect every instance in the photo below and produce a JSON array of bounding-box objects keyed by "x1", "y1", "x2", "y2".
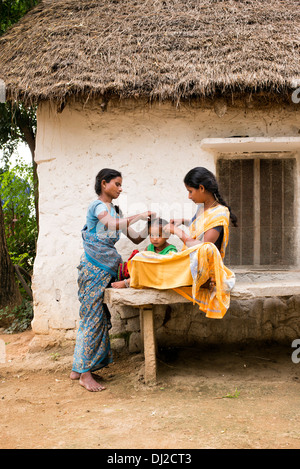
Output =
[{"x1": 128, "y1": 205, "x2": 235, "y2": 319}]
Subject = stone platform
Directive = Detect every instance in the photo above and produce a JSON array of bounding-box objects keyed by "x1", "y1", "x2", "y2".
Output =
[{"x1": 104, "y1": 270, "x2": 300, "y2": 384}]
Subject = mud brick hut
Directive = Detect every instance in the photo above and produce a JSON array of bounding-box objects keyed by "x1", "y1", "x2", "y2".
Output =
[{"x1": 0, "y1": 0, "x2": 300, "y2": 351}]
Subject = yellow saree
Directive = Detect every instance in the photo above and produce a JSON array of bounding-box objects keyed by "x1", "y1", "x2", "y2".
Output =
[{"x1": 128, "y1": 205, "x2": 235, "y2": 319}]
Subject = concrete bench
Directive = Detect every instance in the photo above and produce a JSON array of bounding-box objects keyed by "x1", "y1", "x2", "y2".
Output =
[{"x1": 104, "y1": 272, "x2": 300, "y2": 385}]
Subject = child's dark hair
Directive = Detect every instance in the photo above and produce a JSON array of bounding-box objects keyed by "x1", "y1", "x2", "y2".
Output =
[
  {"x1": 147, "y1": 217, "x2": 169, "y2": 232},
  {"x1": 184, "y1": 167, "x2": 238, "y2": 227},
  {"x1": 95, "y1": 168, "x2": 122, "y2": 214}
]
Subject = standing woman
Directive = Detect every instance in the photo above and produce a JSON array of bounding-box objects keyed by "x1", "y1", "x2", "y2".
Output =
[
  {"x1": 70, "y1": 168, "x2": 154, "y2": 392},
  {"x1": 128, "y1": 167, "x2": 237, "y2": 319}
]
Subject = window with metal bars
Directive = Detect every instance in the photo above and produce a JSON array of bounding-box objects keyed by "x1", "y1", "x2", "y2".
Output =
[{"x1": 217, "y1": 156, "x2": 296, "y2": 267}]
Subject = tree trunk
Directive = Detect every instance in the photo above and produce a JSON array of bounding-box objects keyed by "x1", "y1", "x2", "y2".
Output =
[
  {"x1": 0, "y1": 194, "x2": 22, "y2": 309},
  {"x1": 14, "y1": 106, "x2": 39, "y2": 231},
  {"x1": 28, "y1": 136, "x2": 39, "y2": 232}
]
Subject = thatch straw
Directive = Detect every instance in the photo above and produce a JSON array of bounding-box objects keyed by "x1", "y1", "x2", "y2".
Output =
[{"x1": 0, "y1": 0, "x2": 299, "y2": 104}]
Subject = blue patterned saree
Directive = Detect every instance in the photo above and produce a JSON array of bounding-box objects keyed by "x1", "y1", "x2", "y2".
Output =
[{"x1": 72, "y1": 224, "x2": 122, "y2": 374}]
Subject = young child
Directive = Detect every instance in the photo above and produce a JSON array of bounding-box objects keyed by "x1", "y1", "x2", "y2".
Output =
[{"x1": 111, "y1": 217, "x2": 177, "y2": 288}]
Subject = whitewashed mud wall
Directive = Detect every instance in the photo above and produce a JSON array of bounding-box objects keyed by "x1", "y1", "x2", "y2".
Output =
[{"x1": 31, "y1": 99, "x2": 300, "y2": 344}]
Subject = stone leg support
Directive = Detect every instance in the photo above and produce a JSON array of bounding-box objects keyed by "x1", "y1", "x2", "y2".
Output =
[{"x1": 139, "y1": 305, "x2": 157, "y2": 385}]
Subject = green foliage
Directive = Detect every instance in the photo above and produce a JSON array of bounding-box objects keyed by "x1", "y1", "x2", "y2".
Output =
[
  {"x1": 0, "y1": 0, "x2": 40, "y2": 35},
  {"x1": 0, "y1": 103, "x2": 18, "y2": 161},
  {"x1": 0, "y1": 1, "x2": 38, "y2": 164},
  {"x1": 0, "y1": 298, "x2": 33, "y2": 333},
  {"x1": 0, "y1": 0, "x2": 39, "y2": 331},
  {"x1": 0, "y1": 102, "x2": 37, "y2": 165},
  {"x1": 0, "y1": 158, "x2": 37, "y2": 271}
]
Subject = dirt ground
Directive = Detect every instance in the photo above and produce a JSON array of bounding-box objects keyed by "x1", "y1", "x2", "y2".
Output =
[{"x1": 0, "y1": 329, "x2": 300, "y2": 450}]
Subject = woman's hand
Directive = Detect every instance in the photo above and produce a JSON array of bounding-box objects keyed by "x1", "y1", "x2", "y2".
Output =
[
  {"x1": 170, "y1": 218, "x2": 189, "y2": 227},
  {"x1": 163, "y1": 223, "x2": 177, "y2": 236},
  {"x1": 139, "y1": 211, "x2": 156, "y2": 221},
  {"x1": 163, "y1": 222, "x2": 199, "y2": 247},
  {"x1": 124, "y1": 211, "x2": 156, "y2": 245}
]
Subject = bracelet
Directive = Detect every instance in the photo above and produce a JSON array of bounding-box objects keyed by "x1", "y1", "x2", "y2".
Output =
[{"x1": 124, "y1": 278, "x2": 130, "y2": 288}]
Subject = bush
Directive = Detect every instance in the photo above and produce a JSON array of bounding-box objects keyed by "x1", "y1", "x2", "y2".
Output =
[
  {"x1": 0, "y1": 160, "x2": 37, "y2": 272},
  {"x1": 0, "y1": 157, "x2": 37, "y2": 331},
  {"x1": 0, "y1": 299, "x2": 33, "y2": 333}
]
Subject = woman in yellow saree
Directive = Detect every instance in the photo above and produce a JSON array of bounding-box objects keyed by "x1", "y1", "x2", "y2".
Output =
[{"x1": 128, "y1": 167, "x2": 238, "y2": 319}]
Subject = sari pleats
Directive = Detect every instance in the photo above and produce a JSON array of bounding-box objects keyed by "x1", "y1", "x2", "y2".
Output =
[{"x1": 72, "y1": 255, "x2": 113, "y2": 373}]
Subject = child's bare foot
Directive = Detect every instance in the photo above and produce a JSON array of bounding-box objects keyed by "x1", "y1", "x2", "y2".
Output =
[
  {"x1": 111, "y1": 280, "x2": 126, "y2": 288},
  {"x1": 79, "y1": 371, "x2": 106, "y2": 392},
  {"x1": 111, "y1": 278, "x2": 130, "y2": 288}
]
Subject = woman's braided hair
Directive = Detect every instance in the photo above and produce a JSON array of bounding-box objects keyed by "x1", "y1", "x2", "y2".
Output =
[
  {"x1": 95, "y1": 168, "x2": 122, "y2": 214},
  {"x1": 184, "y1": 167, "x2": 238, "y2": 227}
]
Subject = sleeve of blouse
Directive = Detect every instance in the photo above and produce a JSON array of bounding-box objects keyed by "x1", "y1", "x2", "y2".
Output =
[{"x1": 94, "y1": 201, "x2": 108, "y2": 217}]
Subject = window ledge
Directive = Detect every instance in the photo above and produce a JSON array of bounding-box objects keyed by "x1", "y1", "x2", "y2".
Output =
[
  {"x1": 232, "y1": 281, "x2": 300, "y2": 300},
  {"x1": 201, "y1": 137, "x2": 300, "y2": 153},
  {"x1": 232, "y1": 270, "x2": 300, "y2": 299}
]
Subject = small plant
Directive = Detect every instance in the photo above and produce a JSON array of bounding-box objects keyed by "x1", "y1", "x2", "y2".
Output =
[
  {"x1": 50, "y1": 352, "x2": 61, "y2": 362},
  {"x1": 222, "y1": 388, "x2": 241, "y2": 399}
]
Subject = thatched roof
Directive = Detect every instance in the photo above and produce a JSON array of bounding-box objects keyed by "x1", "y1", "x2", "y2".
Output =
[{"x1": 0, "y1": 0, "x2": 299, "y2": 104}]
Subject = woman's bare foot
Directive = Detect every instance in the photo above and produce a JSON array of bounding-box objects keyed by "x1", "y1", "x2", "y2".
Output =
[
  {"x1": 79, "y1": 371, "x2": 106, "y2": 392},
  {"x1": 201, "y1": 278, "x2": 216, "y2": 292},
  {"x1": 70, "y1": 371, "x2": 105, "y2": 386},
  {"x1": 70, "y1": 371, "x2": 80, "y2": 380}
]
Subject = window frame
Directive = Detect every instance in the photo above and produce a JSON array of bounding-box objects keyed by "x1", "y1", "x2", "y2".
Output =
[{"x1": 216, "y1": 152, "x2": 298, "y2": 270}]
